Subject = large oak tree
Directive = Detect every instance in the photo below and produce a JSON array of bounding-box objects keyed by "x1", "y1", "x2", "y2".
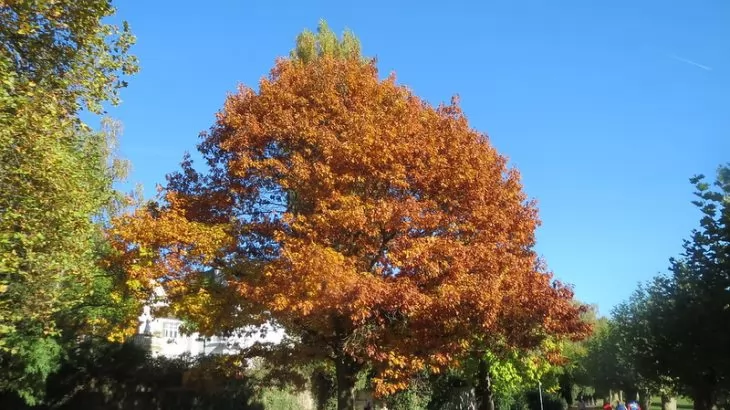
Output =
[{"x1": 111, "y1": 23, "x2": 587, "y2": 410}]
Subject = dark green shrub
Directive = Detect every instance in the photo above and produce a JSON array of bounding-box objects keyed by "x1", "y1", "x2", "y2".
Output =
[
  {"x1": 525, "y1": 389, "x2": 568, "y2": 410},
  {"x1": 425, "y1": 370, "x2": 472, "y2": 410},
  {"x1": 385, "y1": 377, "x2": 431, "y2": 410},
  {"x1": 310, "y1": 365, "x2": 336, "y2": 410},
  {"x1": 2, "y1": 341, "x2": 264, "y2": 410}
]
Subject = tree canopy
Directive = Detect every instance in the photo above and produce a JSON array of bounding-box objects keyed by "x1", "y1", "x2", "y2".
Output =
[
  {"x1": 110, "y1": 22, "x2": 588, "y2": 410},
  {"x1": 1, "y1": 3, "x2": 727, "y2": 410},
  {"x1": 0, "y1": 0, "x2": 137, "y2": 403},
  {"x1": 581, "y1": 164, "x2": 730, "y2": 410},
  {"x1": 639, "y1": 165, "x2": 730, "y2": 410}
]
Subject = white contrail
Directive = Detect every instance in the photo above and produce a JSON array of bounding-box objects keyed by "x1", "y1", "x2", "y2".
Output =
[{"x1": 669, "y1": 54, "x2": 712, "y2": 71}]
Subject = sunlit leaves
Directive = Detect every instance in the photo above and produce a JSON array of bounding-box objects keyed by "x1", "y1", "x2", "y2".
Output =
[
  {"x1": 0, "y1": 0, "x2": 139, "y2": 113},
  {"x1": 113, "y1": 36, "x2": 586, "y2": 399},
  {"x1": 291, "y1": 20, "x2": 362, "y2": 64},
  {"x1": 0, "y1": 1, "x2": 137, "y2": 403}
]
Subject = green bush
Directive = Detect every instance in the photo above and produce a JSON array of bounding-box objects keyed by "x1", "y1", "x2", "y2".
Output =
[
  {"x1": 385, "y1": 379, "x2": 431, "y2": 410},
  {"x1": 524, "y1": 390, "x2": 568, "y2": 410},
  {"x1": 0, "y1": 341, "x2": 264, "y2": 410},
  {"x1": 258, "y1": 388, "x2": 307, "y2": 410},
  {"x1": 425, "y1": 370, "x2": 472, "y2": 410}
]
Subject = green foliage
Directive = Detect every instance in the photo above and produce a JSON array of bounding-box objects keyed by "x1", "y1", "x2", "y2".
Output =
[
  {"x1": 590, "y1": 164, "x2": 730, "y2": 410},
  {"x1": 525, "y1": 390, "x2": 568, "y2": 410},
  {"x1": 644, "y1": 164, "x2": 730, "y2": 409},
  {"x1": 310, "y1": 364, "x2": 337, "y2": 410},
  {"x1": 0, "y1": 0, "x2": 137, "y2": 403},
  {"x1": 612, "y1": 286, "x2": 674, "y2": 398},
  {"x1": 555, "y1": 306, "x2": 600, "y2": 404},
  {"x1": 258, "y1": 388, "x2": 308, "y2": 410},
  {"x1": 384, "y1": 375, "x2": 431, "y2": 410},
  {"x1": 0, "y1": 0, "x2": 139, "y2": 113},
  {"x1": 489, "y1": 350, "x2": 554, "y2": 405},
  {"x1": 421, "y1": 345, "x2": 567, "y2": 410},
  {"x1": 1, "y1": 341, "x2": 265, "y2": 409},
  {"x1": 0, "y1": 337, "x2": 62, "y2": 404},
  {"x1": 291, "y1": 19, "x2": 362, "y2": 63},
  {"x1": 582, "y1": 319, "x2": 622, "y2": 396},
  {"x1": 425, "y1": 369, "x2": 472, "y2": 410}
]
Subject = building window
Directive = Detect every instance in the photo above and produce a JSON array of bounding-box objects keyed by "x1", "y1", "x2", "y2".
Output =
[{"x1": 163, "y1": 322, "x2": 179, "y2": 339}]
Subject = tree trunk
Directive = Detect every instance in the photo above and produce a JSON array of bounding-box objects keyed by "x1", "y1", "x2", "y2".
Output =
[
  {"x1": 335, "y1": 354, "x2": 359, "y2": 410},
  {"x1": 661, "y1": 395, "x2": 677, "y2": 410},
  {"x1": 476, "y1": 358, "x2": 495, "y2": 410},
  {"x1": 639, "y1": 389, "x2": 651, "y2": 410},
  {"x1": 693, "y1": 370, "x2": 719, "y2": 410},
  {"x1": 693, "y1": 391, "x2": 714, "y2": 410}
]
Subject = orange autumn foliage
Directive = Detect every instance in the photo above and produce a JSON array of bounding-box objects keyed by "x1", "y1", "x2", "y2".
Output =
[{"x1": 111, "y1": 55, "x2": 588, "y2": 395}]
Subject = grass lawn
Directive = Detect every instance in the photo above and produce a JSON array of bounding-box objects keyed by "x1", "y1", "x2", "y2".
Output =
[{"x1": 649, "y1": 397, "x2": 693, "y2": 410}]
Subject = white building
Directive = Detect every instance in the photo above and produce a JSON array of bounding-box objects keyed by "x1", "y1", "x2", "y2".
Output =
[
  {"x1": 134, "y1": 286, "x2": 285, "y2": 358},
  {"x1": 132, "y1": 290, "x2": 386, "y2": 409}
]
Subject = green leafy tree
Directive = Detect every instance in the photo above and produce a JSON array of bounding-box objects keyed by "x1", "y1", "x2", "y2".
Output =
[
  {"x1": 423, "y1": 343, "x2": 568, "y2": 410},
  {"x1": 555, "y1": 304, "x2": 600, "y2": 405},
  {"x1": 612, "y1": 285, "x2": 678, "y2": 410},
  {"x1": 582, "y1": 318, "x2": 627, "y2": 399},
  {"x1": 598, "y1": 165, "x2": 729, "y2": 410},
  {"x1": 643, "y1": 165, "x2": 730, "y2": 410},
  {"x1": 0, "y1": 0, "x2": 138, "y2": 112},
  {"x1": 488, "y1": 348, "x2": 559, "y2": 408},
  {"x1": 0, "y1": 0, "x2": 137, "y2": 403}
]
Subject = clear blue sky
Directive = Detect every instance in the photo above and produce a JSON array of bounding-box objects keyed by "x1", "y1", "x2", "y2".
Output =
[{"x1": 107, "y1": 0, "x2": 729, "y2": 315}]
